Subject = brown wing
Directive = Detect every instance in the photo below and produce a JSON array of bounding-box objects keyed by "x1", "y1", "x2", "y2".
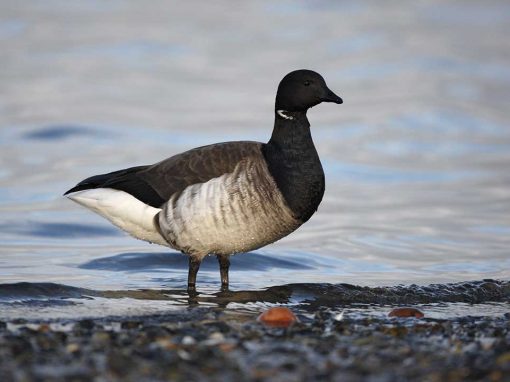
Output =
[
  {"x1": 65, "y1": 141, "x2": 264, "y2": 208},
  {"x1": 138, "y1": 141, "x2": 263, "y2": 203}
]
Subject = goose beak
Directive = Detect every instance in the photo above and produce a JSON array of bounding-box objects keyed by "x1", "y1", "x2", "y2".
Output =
[{"x1": 321, "y1": 88, "x2": 343, "y2": 104}]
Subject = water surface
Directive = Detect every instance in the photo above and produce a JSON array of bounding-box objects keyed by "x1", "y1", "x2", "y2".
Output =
[{"x1": 0, "y1": 1, "x2": 509, "y2": 319}]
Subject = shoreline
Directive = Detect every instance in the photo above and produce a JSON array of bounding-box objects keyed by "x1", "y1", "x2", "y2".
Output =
[{"x1": 1, "y1": 306, "x2": 509, "y2": 381}]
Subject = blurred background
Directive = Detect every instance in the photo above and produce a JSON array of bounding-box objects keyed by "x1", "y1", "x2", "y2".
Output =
[{"x1": 1, "y1": 0, "x2": 509, "y2": 294}]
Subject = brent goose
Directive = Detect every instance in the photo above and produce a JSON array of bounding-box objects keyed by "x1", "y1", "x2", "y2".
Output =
[{"x1": 65, "y1": 69, "x2": 342, "y2": 291}]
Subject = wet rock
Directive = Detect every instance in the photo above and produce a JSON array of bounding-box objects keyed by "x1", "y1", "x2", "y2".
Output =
[
  {"x1": 65, "y1": 343, "x2": 80, "y2": 354},
  {"x1": 496, "y1": 352, "x2": 510, "y2": 365},
  {"x1": 218, "y1": 342, "x2": 236, "y2": 352},
  {"x1": 257, "y1": 307, "x2": 298, "y2": 328},
  {"x1": 121, "y1": 321, "x2": 142, "y2": 330},
  {"x1": 181, "y1": 335, "x2": 196, "y2": 345},
  {"x1": 37, "y1": 323, "x2": 51, "y2": 332},
  {"x1": 153, "y1": 337, "x2": 177, "y2": 351},
  {"x1": 107, "y1": 351, "x2": 134, "y2": 378},
  {"x1": 35, "y1": 332, "x2": 61, "y2": 351},
  {"x1": 8, "y1": 336, "x2": 33, "y2": 356},
  {"x1": 383, "y1": 326, "x2": 409, "y2": 337},
  {"x1": 75, "y1": 319, "x2": 95, "y2": 330},
  {"x1": 388, "y1": 307, "x2": 425, "y2": 318},
  {"x1": 203, "y1": 332, "x2": 225, "y2": 346},
  {"x1": 91, "y1": 331, "x2": 112, "y2": 348}
]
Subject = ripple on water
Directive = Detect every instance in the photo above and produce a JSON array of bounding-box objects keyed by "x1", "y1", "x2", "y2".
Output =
[
  {"x1": 0, "y1": 222, "x2": 120, "y2": 239},
  {"x1": 0, "y1": 280, "x2": 508, "y2": 321},
  {"x1": 22, "y1": 125, "x2": 98, "y2": 141}
]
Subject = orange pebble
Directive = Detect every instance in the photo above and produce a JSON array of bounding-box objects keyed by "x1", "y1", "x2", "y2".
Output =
[
  {"x1": 257, "y1": 307, "x2": 298, "y2": 328},
  {"x1": 38, "y1": 324, "x2": 51, "y2": 332},
  {"x1": 388, "y1": 307, "x2": 424, "y2": 318}
]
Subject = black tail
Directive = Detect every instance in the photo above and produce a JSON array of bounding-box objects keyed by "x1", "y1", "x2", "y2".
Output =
[
  {"x1": 64, "y1": 166, "x2": 149, "y2": 195},
  {"x1": 64, "y1": 165, "x2": 164, "y2": 208}
]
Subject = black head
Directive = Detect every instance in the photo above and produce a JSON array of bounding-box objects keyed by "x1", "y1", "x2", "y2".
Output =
[{"x1": 275, "y1": 69, "x2": 343, "y2": 112}]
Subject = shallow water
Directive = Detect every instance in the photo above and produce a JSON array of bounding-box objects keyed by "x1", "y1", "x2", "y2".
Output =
[
  {"x1": 0, "y1": 280, "x2": 508, "y2": 321},
  {"x1": 0, "y1": 1, "x2": 509, "y2": 320}
]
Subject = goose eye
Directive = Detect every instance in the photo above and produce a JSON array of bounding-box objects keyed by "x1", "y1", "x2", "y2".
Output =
[{"x1": 303, "y1": 80, "x2": 311, "y2": 86}]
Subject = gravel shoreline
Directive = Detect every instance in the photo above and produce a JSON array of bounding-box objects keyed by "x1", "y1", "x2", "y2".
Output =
[{"x1": 1, "y1": 307, "x2": 509, "y2": 382}]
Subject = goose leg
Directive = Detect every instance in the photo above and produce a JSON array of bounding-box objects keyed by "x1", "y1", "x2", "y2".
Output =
[
  {"x1": 217, "y1": 254, "x2": 230, "y2": 290},
  {"x1": 187, "y1": 256, "x2": 202, "y2": 292}
]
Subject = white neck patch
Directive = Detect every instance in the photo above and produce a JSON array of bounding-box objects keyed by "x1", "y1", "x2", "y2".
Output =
[{"x1": 277, "y1": 110, "x2": 294, "y2": 120}]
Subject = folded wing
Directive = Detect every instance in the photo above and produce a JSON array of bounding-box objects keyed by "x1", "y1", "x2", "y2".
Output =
[{"x1": 64, "y1": 141, "x2": 263, "y2": 208}]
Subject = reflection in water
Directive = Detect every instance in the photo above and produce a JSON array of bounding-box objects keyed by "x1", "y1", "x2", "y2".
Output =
[
  {"x1": 80, "y1": 252, "x2": 314, "y2": 272},
  {"x1": 101, "y1": 287, "x2": 293, "y2": 308}
]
